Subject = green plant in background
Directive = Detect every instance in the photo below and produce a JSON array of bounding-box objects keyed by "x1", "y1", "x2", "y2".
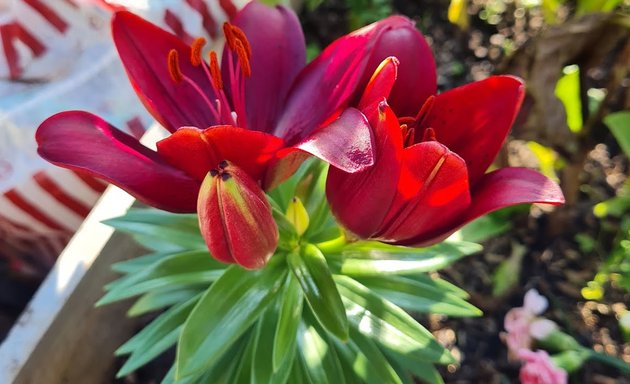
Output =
[{"x1": 100, "y1": 159, "x2": 483, "y2": 383}]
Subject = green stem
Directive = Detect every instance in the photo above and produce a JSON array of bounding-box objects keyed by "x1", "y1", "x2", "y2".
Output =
[
  {"x1": 588, "y1": 350, "x2": 630, "y2": 375},
  {"x1": 316, "y1": 235, "x2": 347, "y2": 254}
]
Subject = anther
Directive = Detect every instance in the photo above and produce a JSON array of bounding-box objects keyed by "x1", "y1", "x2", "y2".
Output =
[
  {"x1": 422, "y1": 127, "x2": 436, "y2": 142},
  {"x1": 223, "y1": 22, "x2": 236, "y2": 50},
  {"x1": 209, "y1": 51, "x2": 223, "y2": 90},
  {"x1": 234, "y1": 39, "x2": 251, "y2": 77},
  {"x1": 210, "y1": 169, "x2": 219, "y2": 177},
  {"x1": 219, "y1": 160, "x2": 228, "y2": 169},
  {"x1": 221, "y1": 173, "x2": 231, "y2": 181},
  {"x1": 229, "y1": 25, "x2": 252, "y2": 59},
  {"x1": 190, "y1": 37, "x2": 206, "y2": 67},
  {"x1": 167, "y1": 49, "x2": 183, "y2": 83}
]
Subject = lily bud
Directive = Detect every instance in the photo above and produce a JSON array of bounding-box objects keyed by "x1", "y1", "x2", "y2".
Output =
[
  {"x1": 285, "y1": 197, "x2": 309, "y2": 236},
  {"x1": 197, "y1": 161, "x2": 279, "y2": 269}
]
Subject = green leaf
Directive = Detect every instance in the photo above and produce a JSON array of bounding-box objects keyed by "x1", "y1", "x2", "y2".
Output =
[
  {"x1": 273, "y1": 273, "x2": 303, "y2": 371},
  {"x1": 288, "y1": 244, "x2": 348, "y2": 341},
  {"x1": 334, "y1": 275, "x2": 455, "y2": 364},
  {"x1": 554, "y1": 65, "x2": 583, "y2": 133},
  {"x1": 105, "y1": 209, "x2": 205, "y2": 250},
  {"x1": 383, "y1": 349, "x2": 445, "y2": 384},
  {"x1": 98, "y1": 250, "x2": 225, "y2": 306},
  {"x1": 176, "y1": 263, "x2": 286, "y2": 379},
  {"x1": 116, "y1": 294, "x2": 201, "y2": 377},
  {"x1": 297, "y1": 320, "x2": 346, "y2": 384},
  {"x1": 252, "y1": 308, "x2": 294, "y2": 384},
  {"x1": 456, "y1": 214, "x2": 511, "y2": 243},
  {"x1": 344, "y1": 328, "x2": 403, "y2": 384},
  {"x1": 111, "y1": 251, "x2": 170, "y2": 274},
  {"x1": 492, "y1": 242, "x2": 526, "y2": 296},
  {"x1": 605, "y1": 111, "x2": 630, "y2": 158},
  {"x1": 332, "y1": 241, "x2": 481, "y2": 276},
  {"x1": 127, "y1": 285, "x2": 203, "y2": 317},
  {"x1": 357, "y1": 275, "x2": 481, "y2": 317}
]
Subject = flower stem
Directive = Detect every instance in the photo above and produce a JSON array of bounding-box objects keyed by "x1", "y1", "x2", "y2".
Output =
[
  {"x1": 588, "y1": 350, "x2": 630, "y2": 375},
  {"x1": 316, "y1": 235, "x2": 347, "y2": 254}
]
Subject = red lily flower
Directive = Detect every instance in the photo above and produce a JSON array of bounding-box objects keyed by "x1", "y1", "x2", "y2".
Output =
[
  {"x1": 36, "y1": 2, "x2": 412, "y2": 267},
  {"x1": 327, "y1": 52, "x2": 565, "y2": 246}
]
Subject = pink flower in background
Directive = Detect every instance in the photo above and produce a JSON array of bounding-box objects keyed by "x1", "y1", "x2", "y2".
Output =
[
  {"x1": 504, "y1": 289, "x2": 558, "y2": 358},
  {"x1": 518, "y1": 349, "x2": 568, "y2": 384}
]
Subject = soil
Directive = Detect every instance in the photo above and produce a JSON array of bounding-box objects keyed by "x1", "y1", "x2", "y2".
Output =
[{"x1": 1, "y1": 0, "x2": 629, "y2": 383}]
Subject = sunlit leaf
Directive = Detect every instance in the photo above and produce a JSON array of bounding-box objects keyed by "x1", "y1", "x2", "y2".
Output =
[
  {"x1": 288, "y1": 244, "x2": 348, "y2": 341},
  {"x1": 105, "y1": 209, "x2": 205, "y2": 250},
  {"x1": 334, "y1": 276, "x2": 455, "y2": 364},
  {"x1": 176, "y1": 264, "x2": 286, "y2": 379},
  {"x1": 554, "y1": 65, "x2": 582, "y2": 133},
  {"x1": 356, "y1": 275, "x2": 482, "y2": 317},
  {"x1": 273, "y1": 273, "x2": 303, "y2": 371}
]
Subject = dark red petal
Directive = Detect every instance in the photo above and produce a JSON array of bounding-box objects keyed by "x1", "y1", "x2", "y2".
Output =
[
  {"x1": 112, "y1": 11, "x2": 218, "y2": 132},
  {"x1": 358, "y1": 57, "x2": 399, "y2": 116},
  {"x1": 375, "y1": 141, "x2": 471, "y2": 242},
  {"x1": 361, "y1": 16, "x2": 437, "y2": 117},
  {"x1": 36, "y1": 111, "x2": 199, "y2": 212},
  {"x1": 229, "y1": 2, "x2": 306, "y2": 133},
  {"x1": 294, "y1": 107, "x2": 373, "y2": 173},
  {"x1": 399, "y1": 167, "x2": 565, "y2": 246},
  {"x1": 418, "y1": 76, "x2": 525, "y2": 185},
  {"x1": 197, "y1": 163, "x2": 279, "y2": 269},
  {"x1": 273, "y1": 21, "x2": 382, "y2": 144},
  {"x1": 156, "y1": 125, "x2": 286, "y2": 184},
  {"x1": 326, "y1": 102, "x2": 403, "y2": 238}
]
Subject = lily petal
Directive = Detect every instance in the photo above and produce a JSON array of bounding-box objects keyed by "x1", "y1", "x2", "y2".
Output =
[
  {"x1": 112, "y1": 11, "x2": 217, "y2": 132},
  {"x1": 295, "y1": 107, "x2": 373, "y2": 173},
  {"x1": 399, "y1": 167, "x2": 565, "y2": 246},
  {"x1": 464, "y1": 167, "x2": 565, "y2": 222},
  {"x1": 418, "y1": 76, "x2": 525, "y2": 185},
  {"x1": 376, "y1": 141, "x2": 471, "y2": 242},
  {"x1": 36, "y1": 111, "x2": 199, "y2": 212},
  {"x1": 327, "y1": 102, "x2": 403, "y2": 238},
  {"x1": 361, "y1": 16, "x2": 437, "y2": 117},
  {"x1": 229, "y1": 2, "x2": 306, "y2": 133},
  {"x1": 274, "y1": 23, "x2": 379, "y2": 144},
  {"x1": 156, "y1": 125, "x2": 286, "y2": 184}
]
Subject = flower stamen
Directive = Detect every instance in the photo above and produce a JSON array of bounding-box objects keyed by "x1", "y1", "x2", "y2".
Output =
[
  {"x1": 209, "y1": 51, "x2": 223, "y2": 90},
  {"x1": 167, "y1": 49, "x2": 183, "y2": 83},
  {"x1": 190, "y1": 37, "x2": 206, "y2": 67},
  {"x1": 422, "y1": 127, "x2": 436, "y2": 142}
]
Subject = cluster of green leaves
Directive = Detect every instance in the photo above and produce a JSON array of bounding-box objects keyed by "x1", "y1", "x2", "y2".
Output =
[{"x1": 101, "y1": 159, "x2": 482, "y2": 383}]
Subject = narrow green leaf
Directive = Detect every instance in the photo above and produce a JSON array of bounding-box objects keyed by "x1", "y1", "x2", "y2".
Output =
[
  {"x1": 252, "y1": 308, "x2": 294, "y2": 384},
  {"x1": 334, "y1": 275, "x2": 455, "y2": 364},
  {"x1": 297, "y1": 320, "x2": 346, "y2": 384},
  {"x1": 111, "y1": 251, "x2": 171, "y2": 274},
  {"x1": 104, "y1": 209, "x2": 205, "y2": 250},
  {"x1": 176, "y1": 264, "x2": 286, "y2": 379},
  {"x1": 346, "y1": 328, "x2": 403, "y2": 384},
  {"x1": 384, "y1": 349, "x2": 445, "y2": 384},
  {"x1": 98, "y1": 250, "x2": 224, "y2": 306},
  {"x1": 333, "y1": 241, "x2": 481, "y2": 276},
  {"x1": 357, "y1": 275, "x2": 481, "y2": 317},
  {"x1": 115, "y1": 294, "x2": 201, "y2": 377},
  {"x1": 605, "y1": 111, "x2": 630, "y2": 158},
  {"x1": 288, "y1": 244, "x2": 348, "y2": 341},
  {"x1": 273, "y1": 273, "x2": 303, "y2": 371},
  {"x1": 127, "y1": 285, "x2": 203, "y2": 317}
]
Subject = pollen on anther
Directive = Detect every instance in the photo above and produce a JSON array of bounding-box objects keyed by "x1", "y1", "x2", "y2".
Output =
[
  {"x1": 223, "y1": 22, "x2": 236, "y2": 50},
  {"x1": 190, "y1": 37, "x2": 206, "y2": 67},
  {"x1": 229, "y1": 25, "x2": 252, "y2": 58},
  {"x1": 234, "y1": 40, "x2": 251, "y2": 77},
  {"x1": 167, "y1": 49, "x2": 183, "y2": 83},
  {"x1": 422, "y1": 127, "x2": 437, "y2": 142},
  {"x1": 209, "y1": 51, "x2": 223, "y2": 90}
]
